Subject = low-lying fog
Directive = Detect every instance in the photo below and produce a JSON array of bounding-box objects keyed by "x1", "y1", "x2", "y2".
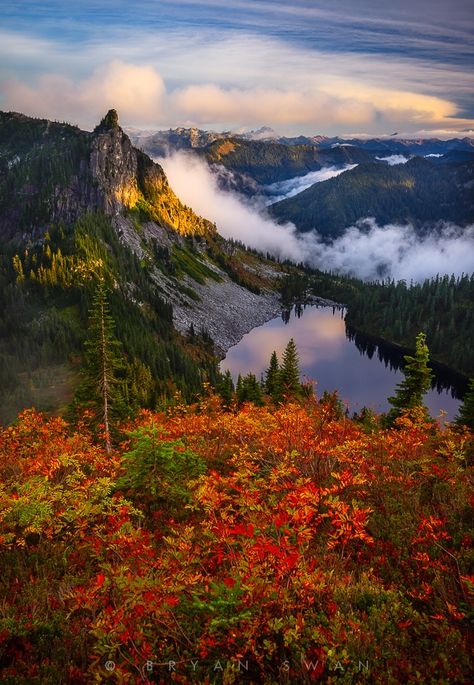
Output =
[{"x1": 159, "y1": 151, "x2": 474, "y2": 282}]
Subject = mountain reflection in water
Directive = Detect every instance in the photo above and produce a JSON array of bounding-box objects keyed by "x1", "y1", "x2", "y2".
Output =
[{"x1": 220, "y1": 306, "x2": 463, "y2": 421}]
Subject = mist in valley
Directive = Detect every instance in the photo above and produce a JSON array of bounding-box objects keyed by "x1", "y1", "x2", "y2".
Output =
[{"x1": 159, "y1": 151, "x2": 474, "y2": 283}]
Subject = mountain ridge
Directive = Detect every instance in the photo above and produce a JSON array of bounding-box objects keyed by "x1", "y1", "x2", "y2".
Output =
[
  {"x1": 269, "y1": 156, "x2": 474, "y2": 237},
  {"x1": 0, "y1": 109, "x2": 294, "y2": 423}
]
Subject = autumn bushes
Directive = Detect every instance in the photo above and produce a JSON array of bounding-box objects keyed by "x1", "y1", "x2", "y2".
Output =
[{"x1": 0, "y1": 400, "x2": 473, "y2": 683}]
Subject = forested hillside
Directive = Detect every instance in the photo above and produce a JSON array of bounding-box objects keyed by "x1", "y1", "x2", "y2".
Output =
[
  {"x1": 279, "y1": 269, "x2": 474, "y2": 378},
  {"x1": 270, "y1": 157, "x2": 474, "y2": 237},
  {"x1": 0, "y1": 110, "x2": 285, "y2": 424},
  {"x1": 345, "y1": 274, "x2": 474, "y2": 376},
  {"x1": 202, "y1": 138, "x2": 371, "y2": 185}
]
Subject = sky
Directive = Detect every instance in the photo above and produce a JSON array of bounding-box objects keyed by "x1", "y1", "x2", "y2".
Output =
[{"x1": 1, "y1": 0, "x2": 473, "y2": 136}]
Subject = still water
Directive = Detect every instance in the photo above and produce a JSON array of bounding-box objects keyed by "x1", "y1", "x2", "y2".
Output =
[{"x1": 221, "y1": 306, "x2": 462, "y2": 421}]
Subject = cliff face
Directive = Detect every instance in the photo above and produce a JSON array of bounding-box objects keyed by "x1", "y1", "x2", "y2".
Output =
[
  {"x1": 0, "y1": 108, "x2": 286, "y2": 353},
  {"x1": 89, "y1": 123, "x2": 141, "y2": 214},
  {"x1": 0, "y1": 109, "x2": 214, "y2": 244}
]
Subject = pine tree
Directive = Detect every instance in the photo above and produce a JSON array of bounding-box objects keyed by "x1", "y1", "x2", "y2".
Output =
[
  {"x1": 456, "y1": 378, "x2": 474, "y2": 430},
  {"x1": 386, "y1": 332, "x2": 433, "y2": 425},
  {"x1": 236, "y1": 373, "x2": 263, "y2": 406},
  {"x1": 78, "y1": 282, "x2": 126, "y2": 452},
  {"x1": 280, "y1": 338, "x2": 301, "y2": 399},
  {"x1": 265, "y1": 350, "x2": 282, "y2": 401},
  {"x1": 218, "y1": 369, "x2": 235, "y2": 407}
]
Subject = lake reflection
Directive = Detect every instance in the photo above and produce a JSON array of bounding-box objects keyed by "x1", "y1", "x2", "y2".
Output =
[{"x1": 221, "y1": 306, "x2": 461, "y2": 421}]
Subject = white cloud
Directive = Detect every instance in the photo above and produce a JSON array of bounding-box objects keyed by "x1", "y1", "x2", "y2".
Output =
[
  {"x1": 1, "y1": 26, "x2": 473, "y2": 135},
  {"x1": 159, "y1": 151, "x2": 306, "y2": 261},
  {"x1": 305, "y1": 220, "x2": 474, "y2": 281},
  {"x1": 1, "y1": 61, "x2": 166, "y2": 126},
  {"x1": 375, "y1": 155, "x2": 410, "y2": 165}
]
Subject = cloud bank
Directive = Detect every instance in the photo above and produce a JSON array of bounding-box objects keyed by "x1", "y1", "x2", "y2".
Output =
[
  {"x1": 1, "y1": 24, "x2": 473, "y2": 136},
  {"x1": 160, "y1": 151, "x2": 474, "y2": 282},
  {"x1": 5, "y1": 58, "x2": 452, "y2": 131},
  {"x1": 159, "y1": 152, "x2": 306, "y2": 262},
  {"x1": 307, "y1": 219, "x2": 474, "y2": 282}
]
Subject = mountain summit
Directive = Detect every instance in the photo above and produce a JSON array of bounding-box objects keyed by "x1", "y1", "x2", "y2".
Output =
[
  {"x1": 94, "y1": 108, "x2": 120, "y2": 132},
  {"x1": 0, "y1": 109, "x2": 285, "y2": 422},
  {"x1": 0, "y1": 109, "x2": 214, "y2": 244}
]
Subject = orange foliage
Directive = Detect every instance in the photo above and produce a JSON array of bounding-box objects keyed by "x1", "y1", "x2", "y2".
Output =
[{"x1": 0, "y1": 399, "x2": 472, "y2": 683}]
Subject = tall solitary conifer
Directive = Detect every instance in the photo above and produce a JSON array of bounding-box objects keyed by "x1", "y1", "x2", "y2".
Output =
[{"x1": 82, "y1": 281, "x2": 125, "y2": 452}]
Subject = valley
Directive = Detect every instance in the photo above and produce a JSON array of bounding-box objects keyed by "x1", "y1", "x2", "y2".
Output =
[{"x1": 1, "y1": 110, "x2": 473, "y2": 424}]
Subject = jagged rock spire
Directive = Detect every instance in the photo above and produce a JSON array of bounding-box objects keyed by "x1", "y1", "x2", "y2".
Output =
[{"x1": 94, "y1": 109, "x2": 120, "y2": 133}]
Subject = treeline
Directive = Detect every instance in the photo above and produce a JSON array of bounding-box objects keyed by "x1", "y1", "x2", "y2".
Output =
[
  {"x1": 279, "y1": 269, "x2": 474, "y2": 377},
  {"x1": 218, "y1": 339, "x2": 310, "y2": 408},
  {"x1": 218, "y1": 332, "x2": 474, "y2": 431},
  {"x1": 345, "y1": 274, "x2": 474, "y2": 376}
]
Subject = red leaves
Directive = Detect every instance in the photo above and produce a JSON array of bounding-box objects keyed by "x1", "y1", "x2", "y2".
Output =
[
  {"x1": 273, "y1": 511, "x2": 290, "y2": 529},
  {"x1": 164, "y1": 595, "x2": 180, "y2": 607},
  {"x1": 228, "y1": 523, "x2": 255, "y2": 538},
  {"x1": 1, "y1": 397, "x2": 471, "y2": 682}
]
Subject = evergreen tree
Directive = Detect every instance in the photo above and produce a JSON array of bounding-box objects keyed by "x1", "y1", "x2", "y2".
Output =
[
  {"x1": 456, "y1": 378, "x2": 474, "y2": 430},
  {"x1": 236, "y1": 373, "x2": 263, "y2": 406},
  {"x1": 386, "y1": 332, "x2": 433, "y2": 425},
  {"x1": 280, "y1": 338, "x2": 301, "y2": 399},
  {"x1": 125, "y1": 358, "x2": 154, "y2": 410},
  {"x1": 265, "y1": 350, "x2": 282, "y2": 401},
  {"x1": 218, "y1": 369, "x2": 235, "y2": 407},
  {"x1": 78, "y1": 282, "x2": 126, "y2": 452},
  {"x1": 236, "y1": 374, "x2": 243, "y2": 401}
]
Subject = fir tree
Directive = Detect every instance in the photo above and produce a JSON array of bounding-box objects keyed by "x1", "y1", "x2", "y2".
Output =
[
  {"x1": 280, "y1": 338, "x2": 301, "y2": 399},
  {"x1": 236, "y1": 373, "x2": 263, "y2": 406},
  {"x1": 78, "y1": 282, "x2": 126, "y2": 452},
  {"x1": 265, "y1": 350, "x2": 282, "y2": 401},
  {"x1": 236, "y1": 374, "x2": 243, "y2": 401},
  {"x1": 386, "y1": 332, "x2": 433, "y2": 425},
  {"x1": 456, "y1": 378, "x2": 474, "y2": 430},
  {"x1": 125, "y1": 358, "x2": 154, "y2": 410},
  {"x1": 218, "y1": 369, "x2": 235, "y2": 407}
]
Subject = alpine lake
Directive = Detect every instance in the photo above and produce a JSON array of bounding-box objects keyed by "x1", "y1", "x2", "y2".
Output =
[{"x1": 220, "y1": 305, "x2": 466, "y2": 421}]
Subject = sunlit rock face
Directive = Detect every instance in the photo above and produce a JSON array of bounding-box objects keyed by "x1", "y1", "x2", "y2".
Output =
[{"x1": 90, "y1": 123, "x2": 141, "y2": 213}]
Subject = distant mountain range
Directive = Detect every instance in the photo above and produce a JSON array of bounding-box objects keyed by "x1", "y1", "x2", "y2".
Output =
[
  {"x1": 129, "y1": 125, "x2": 474, "y2": 156},
  {"x1": 130, "y1": 126, "x2": 474, "y2": 237}
]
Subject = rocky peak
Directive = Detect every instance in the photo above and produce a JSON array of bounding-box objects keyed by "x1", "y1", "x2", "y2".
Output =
[
  {"x1": 94, "y1": 108, "x2": 120, "y2": 133},
  {"x1": 90, "y1": 110, "x2": 142, "y2": 213}
]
